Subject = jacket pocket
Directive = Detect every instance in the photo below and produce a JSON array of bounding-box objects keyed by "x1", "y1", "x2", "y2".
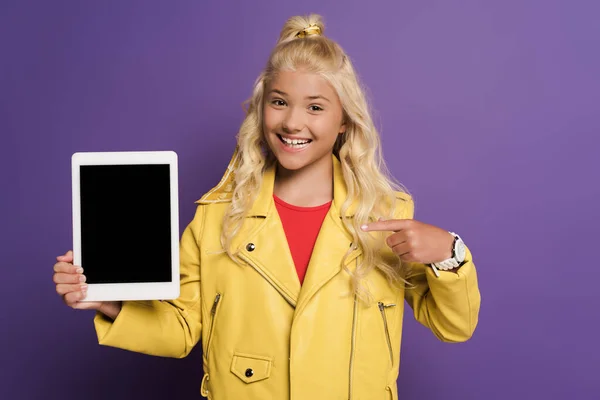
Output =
[
  {"x1": 205, "y1": 293, "x2": 222, "y2": 361},
  {"x1": 230, "y1": 352, "x2": 272, "y2": 384},
  {"x1": 378, "y1": 302, "x2": 396, "y2": 366}
]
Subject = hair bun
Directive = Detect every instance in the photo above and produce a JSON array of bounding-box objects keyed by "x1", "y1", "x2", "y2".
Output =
[{"x1": 277, "y1": 14, "x2": 325, "y2": 45}]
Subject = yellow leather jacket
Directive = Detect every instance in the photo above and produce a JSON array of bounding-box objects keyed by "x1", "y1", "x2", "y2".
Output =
[{"x1": 94, "y1": 154, "x2": 481, "y2": 400}]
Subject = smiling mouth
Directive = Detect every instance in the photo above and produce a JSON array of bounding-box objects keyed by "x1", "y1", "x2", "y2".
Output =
[{"x1": 277, "y1": 134, "x2": 312, "y2": 148}]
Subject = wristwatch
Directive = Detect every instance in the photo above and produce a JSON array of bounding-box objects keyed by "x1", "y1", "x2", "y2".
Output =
[{"x1": 430, "y1": 232, "x2": 466, "y2": 276}]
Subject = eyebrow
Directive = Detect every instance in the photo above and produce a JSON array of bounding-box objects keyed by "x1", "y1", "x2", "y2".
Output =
[{"x1": 269, "y1": 89, "x2": 331, "y2": 103}]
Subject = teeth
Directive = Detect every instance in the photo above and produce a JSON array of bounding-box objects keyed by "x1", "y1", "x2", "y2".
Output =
[{"x1": 281, "y1": 136, "x2": 309, "y2": 145}]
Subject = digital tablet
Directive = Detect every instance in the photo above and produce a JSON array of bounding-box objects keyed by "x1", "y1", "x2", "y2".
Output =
[{"x1": 71, "y1": 151, "x2": 180, "y2": 301}]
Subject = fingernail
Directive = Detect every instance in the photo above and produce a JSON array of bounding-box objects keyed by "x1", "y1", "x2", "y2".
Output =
[
  {"x1": 80, "y1": 284, "x2": 88, "y2": 291},
  {"x1": 79, "y1": 275, "x2": 86, "y2": 282},
  {"x1": 360, "y1": 224, "x2": 368, "y2": 231},
  {"x1": 76, "y1": 267, "x2": 83, "y2": 274}
]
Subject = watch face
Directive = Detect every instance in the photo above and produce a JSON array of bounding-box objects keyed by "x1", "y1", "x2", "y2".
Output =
[{"x1": 455, "y1": 240, "x2": 466, "y2": 262}]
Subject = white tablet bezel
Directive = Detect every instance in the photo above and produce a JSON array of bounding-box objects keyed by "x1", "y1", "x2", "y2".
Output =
[{"x1": 72, "y1": 151, "x2": 180, "y2": 301}]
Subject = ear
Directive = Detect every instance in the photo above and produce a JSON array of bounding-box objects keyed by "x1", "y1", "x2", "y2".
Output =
[{"x1": 339, "y1": 121, "x2": 347, "y2": 135}]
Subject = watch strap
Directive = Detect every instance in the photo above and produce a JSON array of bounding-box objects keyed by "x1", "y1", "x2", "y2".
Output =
[{"x1": 431, "y1": 232, "x2": 462, "y2": 273}]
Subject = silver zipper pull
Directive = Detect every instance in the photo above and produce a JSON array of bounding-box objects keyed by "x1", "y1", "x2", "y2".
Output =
[{"x1": 211, "y1": 293, "x2": 221, "y2": 315}]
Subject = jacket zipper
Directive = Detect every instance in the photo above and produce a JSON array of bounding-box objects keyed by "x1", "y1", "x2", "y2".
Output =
[
  {"x1": 378, "y1": 302, "x2": 396, "y2": 365},
  {"x1": 239, "y1": 253, "x2": 296, "y2": 307},
  {"x1": 205, "y1": 293, "x2": 222, "y2": 361},
  {"x1": 348, "y1": 295, "x2": 358, "y2": 400}
]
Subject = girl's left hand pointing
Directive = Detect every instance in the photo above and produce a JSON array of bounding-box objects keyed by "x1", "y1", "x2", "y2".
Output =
[{"x1": 361, "y1": 219, "x2": 455, "y2": 264}]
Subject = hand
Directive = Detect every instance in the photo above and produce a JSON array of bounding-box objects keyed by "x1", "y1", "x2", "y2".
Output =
[
  {"x1": 53, "y1": 250, "x2": 121, "y2": 318},
  {"x1": 361, "y1": 219, "x2": 454, "y2": 264}
]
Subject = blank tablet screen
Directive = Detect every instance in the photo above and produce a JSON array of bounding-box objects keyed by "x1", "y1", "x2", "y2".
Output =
[{"x1": 79, "y1": 164, "x2": 172, "y2": 284}]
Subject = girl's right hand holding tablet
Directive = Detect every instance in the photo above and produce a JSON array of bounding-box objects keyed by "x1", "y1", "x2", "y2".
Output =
[{"x1": 53, "y1": 250, "x2": 122, "y2": 319}]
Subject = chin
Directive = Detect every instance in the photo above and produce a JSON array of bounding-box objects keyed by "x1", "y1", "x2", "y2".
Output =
[{"x1": 273, "y1": 153, "x2": 310, "y2": 171}]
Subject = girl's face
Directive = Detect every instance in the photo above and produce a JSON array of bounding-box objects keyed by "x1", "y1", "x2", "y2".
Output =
[{"x1": 263, "y1": 70, "x2": 346, "y2": 172}]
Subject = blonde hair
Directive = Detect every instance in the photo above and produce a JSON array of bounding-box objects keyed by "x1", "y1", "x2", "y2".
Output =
[{"x1": 221, "y1": 14, "x2": 410, "y2": 301}]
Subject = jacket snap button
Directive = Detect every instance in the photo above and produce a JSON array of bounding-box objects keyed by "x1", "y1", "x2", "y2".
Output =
[
  {"x1": 245, "y1": 368, "x2": 254, "y2": 377},
  {"x1": 246, "y1": 243, "x2": 256, "y2": 252}
]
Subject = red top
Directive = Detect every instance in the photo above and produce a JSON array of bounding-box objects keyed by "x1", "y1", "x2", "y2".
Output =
[{"x1": 273, "y1": 194, "x2": 332, "y2": 285}]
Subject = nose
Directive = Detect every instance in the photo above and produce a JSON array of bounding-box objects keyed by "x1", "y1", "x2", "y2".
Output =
[{"x1": 282, "y1": 106, "x2": 304, "y2": 134}]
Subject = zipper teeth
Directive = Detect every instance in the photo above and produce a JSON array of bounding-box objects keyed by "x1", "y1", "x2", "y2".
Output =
[
  {"x1": 348, "y1": 295, "x2": 358, "y2": 400},
  {"x1": 378, "y1": 302, "x2": 394, "y2": 365},
  {"x1": 239, "y1": 254, "x2": 296, "y2": 307},
  {"x1": 206, "y1": 293, "x2": 221, "y2": 360}
]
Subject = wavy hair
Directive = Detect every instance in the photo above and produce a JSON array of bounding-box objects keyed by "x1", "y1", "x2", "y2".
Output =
[{"x1": 220, "y1": 14, "x2": 410, "y2": 301}]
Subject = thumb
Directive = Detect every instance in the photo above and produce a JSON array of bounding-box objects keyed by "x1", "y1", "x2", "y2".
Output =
[
  {"x1": 57, "y1": 250, "x2": 73, "y2": 262},
  {"x1": 72, "y1": 301, "x2": 102, "y2": 311}
]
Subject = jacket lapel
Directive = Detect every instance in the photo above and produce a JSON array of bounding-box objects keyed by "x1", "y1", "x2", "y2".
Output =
[
  {"x1": 234, "y1": 163, "x2": 301, "y2": 307},
  {"x1": 294, "y1": 156, "x2": 362, "y2": 315}
]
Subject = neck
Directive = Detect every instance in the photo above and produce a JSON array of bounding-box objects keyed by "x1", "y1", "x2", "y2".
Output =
[{"x1": 274, "y1": 155, "x2": 333, "y2": 207}]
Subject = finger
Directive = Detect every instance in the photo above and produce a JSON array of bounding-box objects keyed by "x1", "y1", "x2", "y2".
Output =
[
  {"x1": 385, "y1": 231, "x2": 409, "y2": 248},
  {"x1": 56, "y1": 283, "x2": 87, "y2": 296},
  {"x1": 71, "y1": 301, "x2": 100, "y2": 310},
  {"x1": 53, "y1": 262, "x2": 83, "y2": 274},
  {"x1": 361, "y1": 219, "x2": 411, "y2": 233},
  {"x1": 53, "y1": 272, "x2": 86, "y2": 285},
  {"x1": 63, "y1": 290, "x2": 87, "y2": 306},
  {"x1": 56, "y1": 250, "x2": 73, "y2": 263},
  {"x1": 391, "y1": 242, "x2": 413, "y2": 259}
]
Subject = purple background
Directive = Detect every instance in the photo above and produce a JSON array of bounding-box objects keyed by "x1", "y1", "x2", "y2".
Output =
[{"x1": 2, "y1": 1, "x2": 598, "y2": 399}]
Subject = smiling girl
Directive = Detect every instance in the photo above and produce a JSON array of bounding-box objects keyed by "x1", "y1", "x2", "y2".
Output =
[{"x1": 53, "y1": 14, "x2": 480, "y2": 400}]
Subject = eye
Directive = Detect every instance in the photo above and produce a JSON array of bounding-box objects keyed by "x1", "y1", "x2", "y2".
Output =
[
  {"x1": 309, "y1": 105, "x2": 324, "y2": 112},
  {"x1": 271, "y1": 99, "x2": 287, "y2": 107}
]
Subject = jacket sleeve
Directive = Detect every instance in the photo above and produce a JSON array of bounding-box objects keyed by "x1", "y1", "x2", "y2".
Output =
[
  {"x1": 93, "y1": 205, "x2": 204, "y2": 358},
  {"x1": 400, "y1": 196, "x2": 481, "y2": 343}
]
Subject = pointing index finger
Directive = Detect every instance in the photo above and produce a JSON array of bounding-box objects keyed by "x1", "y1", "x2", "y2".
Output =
[{"x1": 361, "y1": 219, "x2": 410, "y2": 232}]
